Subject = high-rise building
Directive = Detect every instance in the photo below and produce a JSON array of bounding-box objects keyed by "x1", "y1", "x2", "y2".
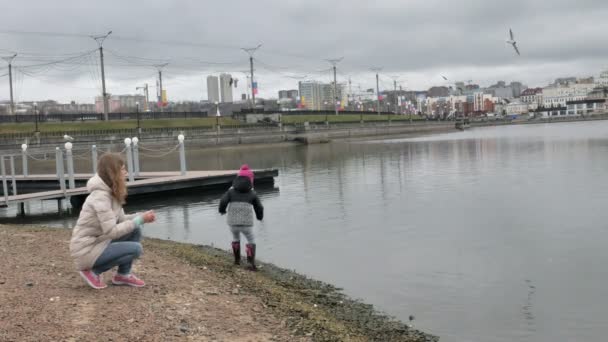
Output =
[
  {"x1": 298, "y1": 82, "x2": 346, "y2": 110},
  {"x1": 299, "y1": 81, "x2": 322, "y2": 110},
  {"x1": 219, "y1": 73, "x2": 233, "y2": 103},
  {"x1": 279, "y1": 90, "x2": 299, "y2": 100},
  {"x1": 207, "y1": 76, "x2": 220, "y2": 103}
]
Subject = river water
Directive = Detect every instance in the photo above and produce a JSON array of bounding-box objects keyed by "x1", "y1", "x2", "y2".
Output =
[{"x1": 3, "y1": 121, "x2": 608, "y2": 341}]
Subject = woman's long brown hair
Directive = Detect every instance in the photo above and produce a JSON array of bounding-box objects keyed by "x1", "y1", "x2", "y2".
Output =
[{"x1": 97, "y1": 153, "x2": 127, "y2": 204}]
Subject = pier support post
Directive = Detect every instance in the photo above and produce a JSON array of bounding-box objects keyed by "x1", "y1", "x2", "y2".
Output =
[
  {"x1": 92, "y1": 145, "x2": 98, "y2": 174},
  {"x1": 57, "y1": 198, "x2": 63, "y2": 213},
  {"x1": 21, "y1": 144, "x2": 28, "y2": 177},
  {"x1": 1, "y1": 156, "x2": 8, "y2": 205},
  {"x1": 65, "y1": 142, "x2": 75, "y2": 189},
  {"x1": 9, "y1": 155, "x2": 17, "y2": 195},
  {"x1": 178, "y1": 134, "x2": 186, "y2": 176},
  {"x1": 132, "y1": 137, "x2": 140, "y2": 176},
  {"x1": 124, "y1": 138, "x2": 135, "y2": 183}
]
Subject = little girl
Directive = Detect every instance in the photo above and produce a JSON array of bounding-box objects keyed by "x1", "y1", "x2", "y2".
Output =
[{"x1": 219, "y1": 164, "x2": 264, "y2": 270}]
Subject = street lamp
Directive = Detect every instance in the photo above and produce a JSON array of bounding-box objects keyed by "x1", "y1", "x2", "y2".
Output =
[
  {"x1": 33, "y1": 102, "x2": 39, "y2": 133},
  {"x1": 324, "y1": 101, "x2": 329, "y2": 124},
  {"x1": 135, "y1": 101, "x2": 141, "y2": 133}
]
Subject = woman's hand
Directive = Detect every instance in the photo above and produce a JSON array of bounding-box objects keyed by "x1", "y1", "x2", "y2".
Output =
[{"x1": 142, "y1": 210, "x2": 156, "y2": 223}]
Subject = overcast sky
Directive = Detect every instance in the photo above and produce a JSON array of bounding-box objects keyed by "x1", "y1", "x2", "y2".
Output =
[{"x1": 0, "y1": 0, "x2": 607, "y2": 103}]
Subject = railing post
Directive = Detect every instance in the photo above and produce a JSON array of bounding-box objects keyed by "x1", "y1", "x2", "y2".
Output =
[
  {"x1": 178, "y1": 134, "x2": 186, "y2": 176},
  {"x1": 56, "y1": 147, "x2": 66, "y2": 195},
  {"x1": 132, "y1": 137, "x2": 140, "y2": 176},
  {"x1": 124, "y1": 138, "x2": 135, "y2": 183},
  {"x1": 1, "y1": 156, "x2": 8, "y2": 205},
  {"x1": 92, "y1": 145, "x2": 98, "y2": 174},
  {"x1": 65, "y1": 142, "x2": 75, "y2": 189},
  {"x1": 9, "y1": 155, "x2": 17, "y2": 195},
  {"x1": 21, "y1": 144, "x2": 28, "y2": 177}
]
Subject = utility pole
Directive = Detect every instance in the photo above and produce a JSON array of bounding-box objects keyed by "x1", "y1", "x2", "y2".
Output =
[
  {"x1": 1, "y1": 54, "x2": 17, "y2": 115},
  {"x1": 400, "y1": 85, "x2": 405, "y2": 116},
  {"x1": 239, "y1": 70, "x2": 251, "y2": 106},
  {"x1": 155, "y1": 63, "x2": 168, "y2": 113},
  {"x1": 91, "y1": 31, "x2": 112, "y2": 121},
  {"x1": 242, "y1": 44, "x2": 262, "y2": 112},
  {"x1": 348, "y1": 77, "x2": 352, "y2": 110},
  {"x1": 326, "y1": 57, "x2": 343, "y2": 116},
  {"x1": 136, "y1": 84, "x2": 149, "y2": 112},
  {"x1": 371, "y1": 67, "x2": 382, "y2": 115},
  {"x1": 392, "y1": 78, "x2": 398, "y2": 114}
]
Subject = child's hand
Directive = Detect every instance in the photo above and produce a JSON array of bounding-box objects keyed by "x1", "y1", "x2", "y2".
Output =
[{"x1": 142, "y1": 210, "x2": 156, "y2": 223}]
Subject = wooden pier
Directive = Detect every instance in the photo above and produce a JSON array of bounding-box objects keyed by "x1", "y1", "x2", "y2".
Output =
[{"x1": 0, "y1": 169, "x2": 278, "y2": 212}]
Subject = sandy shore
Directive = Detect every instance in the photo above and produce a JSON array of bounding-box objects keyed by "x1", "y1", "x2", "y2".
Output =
[{"x1": 0, "y1": 224, "x2": 438, "y2": 341}]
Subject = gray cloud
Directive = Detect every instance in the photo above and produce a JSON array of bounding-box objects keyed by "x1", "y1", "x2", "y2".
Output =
[{"x1": 0, "y1": 0, "x2": 607, "y2": 103}]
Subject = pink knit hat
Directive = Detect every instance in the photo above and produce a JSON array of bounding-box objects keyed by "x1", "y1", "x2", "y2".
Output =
[{"x1": 238, "y1": 164, "x2": 254, "y2": 185}]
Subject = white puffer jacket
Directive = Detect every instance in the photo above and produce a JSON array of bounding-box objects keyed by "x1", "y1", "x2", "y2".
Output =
[{"x1": 69, "y1": 175, "x2": 137, "y2": 271}]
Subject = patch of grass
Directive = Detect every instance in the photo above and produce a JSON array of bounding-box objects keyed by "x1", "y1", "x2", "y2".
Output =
[
  {"x1": 0, "y1": 118, "x2": 241, "y2": 134},
  {"x1": 0, "y1": 115, "x2": 425, "y2": 135}
]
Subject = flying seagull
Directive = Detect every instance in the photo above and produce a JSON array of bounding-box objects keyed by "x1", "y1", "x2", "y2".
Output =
[
  {"x1": 441, "y1": 75, "x2": 448, "y2": 81},
  {"x1": 506, "y1": 28, "x2": 520, "y2": 56}
]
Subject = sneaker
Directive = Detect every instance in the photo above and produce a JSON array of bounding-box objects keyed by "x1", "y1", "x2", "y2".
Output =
[
  {"x1": 112, "y1": 273, "x2": 145, "y2": 287},
  {"x1": 79, "y1": 270, "x2": 107, "y2": 289}
]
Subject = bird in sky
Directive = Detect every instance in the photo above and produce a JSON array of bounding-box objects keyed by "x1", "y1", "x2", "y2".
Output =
[{"x1": 506, "y1": 28, "x2": 520, "y2": 56}]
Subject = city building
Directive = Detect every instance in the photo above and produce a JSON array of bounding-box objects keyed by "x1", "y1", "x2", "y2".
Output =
[
  {"x1": 530, "y1": 106, "x2": 567, "y2": 118},
  {"x1": 520, "y1": 88, "x2": 543, "y2": 105},
  {"x1": 510, "y1": 82, "x2": 525, "y2": 98},
  {"x1": 298, "y1": 81, "x2": 346, "y2": 110},
  {"x1": 504, "y1": 100, "x2": 529, "y2": 116},
  {"x1": 474, "y1": 92, "x2": 494, "y2": 113},
  {"x1": 95, "y1": 95, "x2": 146, "y2": 113},
  {"x1": 207, "y1": 76, "x2": 220, "y2": 103},
  {"x1": 542, "y1": 82, "x2": 595, "y2": 107},
  {"x1": 278, "y1": 90, "x2": 299, "y2": 100},
  {"x1": 566, "y1": 99, "x2": 606, "y2": 116},
  {"x1": 597, "y1": 70, "x2": 608, "y2": 86},
  {"x1": 427, "y1": 86, "x2": 449, "y2": 98},
  {"x1": 492, "y1": 86, "x2": 515, "y2": 99},
  {"x1": 219, "y1": 73, "x2": 233, "y2": 103},
  {"x1": 487, "y1": 81, "x2": 526, "y2": 98}
]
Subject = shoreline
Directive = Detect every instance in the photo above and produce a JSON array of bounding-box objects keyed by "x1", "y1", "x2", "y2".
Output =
[
  {"x1": 0, "y1": 224, "x2": 438, "y2": 341},
  {"x1": 3, "y1": 114, "x2": 606, "y2": 153}
]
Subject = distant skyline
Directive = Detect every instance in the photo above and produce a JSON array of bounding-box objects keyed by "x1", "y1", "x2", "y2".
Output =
[{"x1": 0, "y1": 0, "x2": 607, "y2": 103}]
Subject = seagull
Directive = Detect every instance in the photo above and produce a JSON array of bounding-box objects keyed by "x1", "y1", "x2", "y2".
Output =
[
  {"x1": 63, "y1": 134, "x2": 74, "y2": 141},
  {"x1": 506, "y1": 28, "x2": 520, "y2": 56},
  {"x1": 441, "y1": 75, "x2": 448, "y2": 81}
]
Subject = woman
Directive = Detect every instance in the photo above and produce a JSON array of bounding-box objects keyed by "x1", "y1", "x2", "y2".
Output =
[{"x1": 70, "y1": 153, "x2": 156, "y2": 289}]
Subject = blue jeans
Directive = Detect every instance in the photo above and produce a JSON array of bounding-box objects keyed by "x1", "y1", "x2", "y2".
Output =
[{"x1": 93, "y1": 227, "x2": 142, "y2": 276}]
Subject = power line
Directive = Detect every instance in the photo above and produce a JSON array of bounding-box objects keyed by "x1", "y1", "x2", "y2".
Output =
[
  {"x1": 0, "y1": 29, "x2": 91, "y2": 39},
  {"x1": 15, "y1": 49, "x2": 97, "y2": 69}
]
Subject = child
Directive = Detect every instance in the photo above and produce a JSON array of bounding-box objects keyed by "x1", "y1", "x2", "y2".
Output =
[
  {"x1": 70, "y1": 153, "x2": 156, "y2": 289},
  {"x1": 219, "y1": 164, "x2": 264, "y2": 270}
]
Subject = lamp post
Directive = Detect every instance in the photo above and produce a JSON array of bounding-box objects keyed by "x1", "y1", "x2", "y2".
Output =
[
  {"x1": 135, "y1": 101, "x2": 141, "y2": 133},
  {"x1": 33, "y1": 102, "x2": 39, "y2": 133},
  {"x1": 215, "y1": 101, "x2": 220, "y2": 128}
]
